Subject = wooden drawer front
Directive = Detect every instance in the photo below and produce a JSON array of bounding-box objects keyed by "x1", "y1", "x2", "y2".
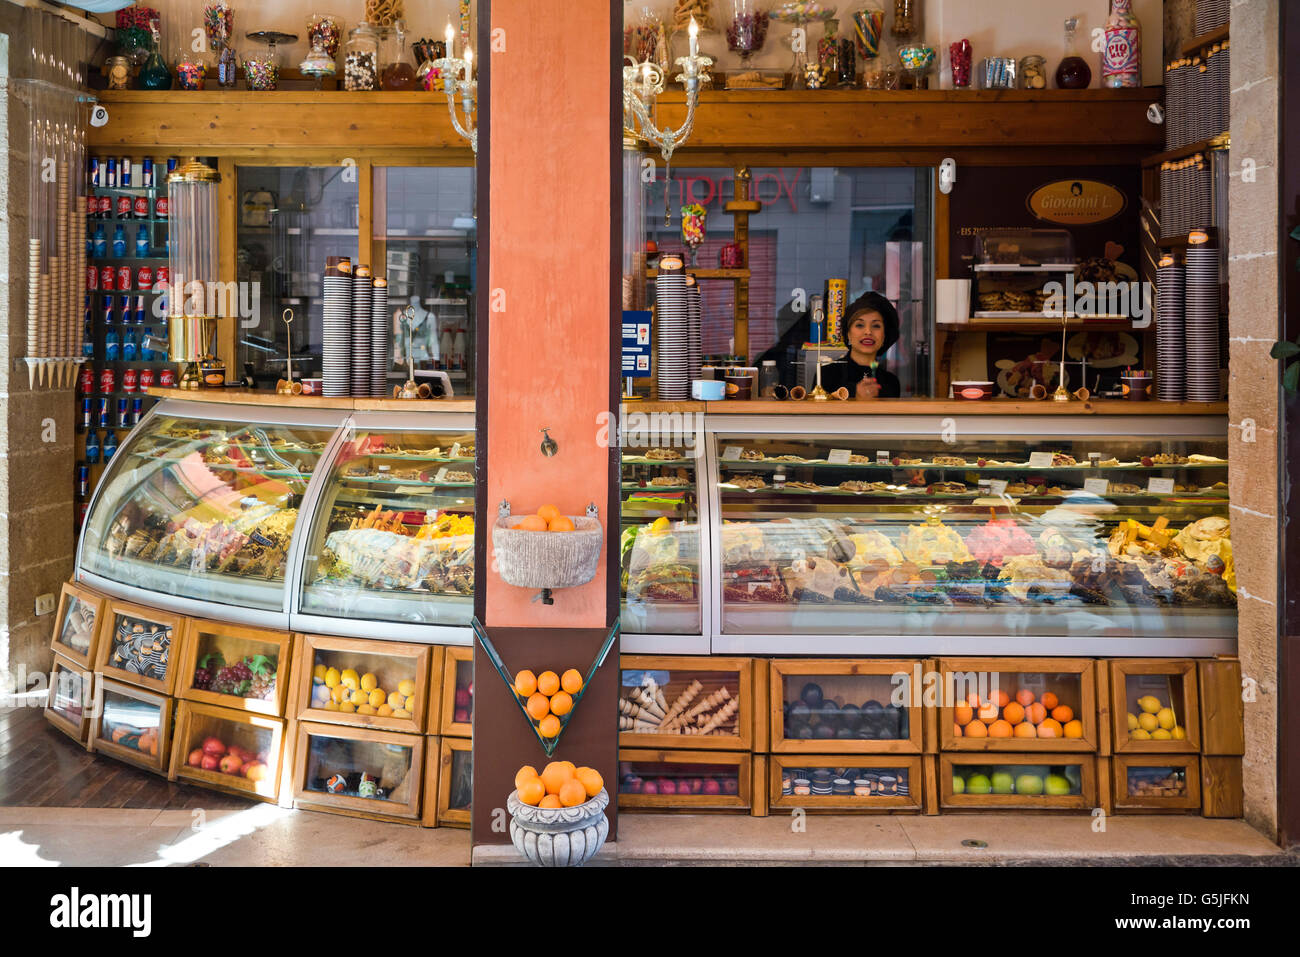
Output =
[
  {"x1": 939, "y1": 754, "x2": 1097, "y2": 811},
  {"x1": 769, "y1": 754, "x2": 922, "y2": 813}
]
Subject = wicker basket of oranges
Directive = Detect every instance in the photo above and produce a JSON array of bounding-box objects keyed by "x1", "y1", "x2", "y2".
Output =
[{"x1": 492, "y1": 501, "x2": 604, "y2": 590}]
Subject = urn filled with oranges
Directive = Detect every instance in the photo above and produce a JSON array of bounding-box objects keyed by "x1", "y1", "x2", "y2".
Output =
[
  {"x1": 508, "y1": 761, "x2": 610, "y2": 866},
  {"x1": 492, "y1": 501, "x2": 605, "y2": 596}
]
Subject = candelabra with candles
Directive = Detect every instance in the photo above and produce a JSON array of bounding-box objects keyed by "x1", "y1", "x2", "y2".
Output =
[
  {"x1": 432, "y1": 22, "x2": 477, "y2": 153},
  {"x1": 623, "y1": 17, "x2": 713, "y2": 224}
]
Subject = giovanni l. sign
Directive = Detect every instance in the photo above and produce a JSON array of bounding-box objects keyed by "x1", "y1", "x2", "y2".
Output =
[{"x1": 1027, "y1": 179, "x2": 1128, "y2": 226}]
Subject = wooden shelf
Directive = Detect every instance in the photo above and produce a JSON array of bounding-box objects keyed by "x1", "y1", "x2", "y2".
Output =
[
  {"x1": 628, "y1": 398, "x2": 1229, "y2": 416},
  {"x1": 145, "y1": 386, "x2": 475, "y2": 413},
  {"x1": 939, "y1": 318, "x2": 1139, "y2": 332},
  {"x1": 1181, "y1": 24, "x2": 1230, "y2": 56},
  {"x1": 1143, "y1": 137, "x2": 1229, "y2": 168},
  {"x1": 1158, "y1": 228, "x2": 1220, "y2": 249},
  {"x1": 646, "y1": 267, "x2": 749, "y2": 280}
]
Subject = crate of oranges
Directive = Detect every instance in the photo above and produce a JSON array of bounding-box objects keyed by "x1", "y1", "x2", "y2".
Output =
[
  {"x1": 513, "y1": 667, "x2": 586, "y2": 749},
  {"x1": 492, "y1": 503, "x2": 604, "y2": 590},
  {"x1": 937, "y1": 658, "x2": 1099, "y2": 753}
]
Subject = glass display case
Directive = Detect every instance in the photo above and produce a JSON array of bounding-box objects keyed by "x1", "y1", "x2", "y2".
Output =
[
  {"x1": 769, "y1": 754, "x2": 922, "y2": 811},
  {"x1": 941, "y1": 754, "x2": 1096, "y2": 809},
  {"x1": 91, "y1": 678, "x2": 173, "y2": 775},
  {"x1": 171, "y1": 700, "x2": 286, "y2": 802},
  {"x1": 45, "y1": 655, "x2": 95, "y2": 744},
  {"x1": 707, "y1": 413, "x2": 1235, "y2": 656},
  {"x1": 292, "y1": 721, "x2": 424, "y2": 820},
  {"x1": 769, "y1": 659, "x2": 922, "y2": 753},
  {"x1": 1112, "y1": 754, "x2": 1202, "y2": 811}
]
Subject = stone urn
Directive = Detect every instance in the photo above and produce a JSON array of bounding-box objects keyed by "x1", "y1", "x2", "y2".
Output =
[{"x1": 507, "y1": 788, "x2": 610, "y2": 866}]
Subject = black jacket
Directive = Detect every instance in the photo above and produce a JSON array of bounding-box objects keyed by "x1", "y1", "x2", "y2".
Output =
[{"x1": 819, "y1": 356, "x2": 902, "y2": 398}]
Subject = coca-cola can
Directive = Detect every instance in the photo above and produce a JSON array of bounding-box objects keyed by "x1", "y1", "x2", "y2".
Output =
[
  {"x1": 98, "y1": 194, "x2": 112, "y2": 218},
  {"x1": 100, "y1": 266, "x2": 116, "y2": 291},
  {"x1": 133, "y1": 196, "x2": 150, "y2": 219},
  {"x1": 155, "y1": 196, "x2": 169, "y2": 219},
  {"x1": 123, "y1": 367, "x2": 139, "y2": 393},
  {"x1": 79, "y1": 367, "x2": 94, "y2": 394},
  {"x1": 155, "y1": 266, "x2": 169, "y2": 288},
  {"x1": 136, "y1": 266, "x2": 153, "y2": 290},
  {"x1": 139, "y1": 368, "x2": 155, "y2": 390},
  {"x1": 117, "y1": 266, "x2": 133, "y2": 291},
  {"x1": 100, "y1": 368, "x2": 116, "y2": 394},
  {"x1": 116, "y1": 195, "x2": 132, "y2": 218},
  {"x1": 87, "y1": 265, "x2": 99, "y2": 291},
  {"x1": 159, "y1": 367, "x2": 176, "y2": 388}
]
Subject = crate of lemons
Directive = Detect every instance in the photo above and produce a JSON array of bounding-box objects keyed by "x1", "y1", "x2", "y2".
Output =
[
  {"x1": 513, "y1": 667, "x2": 584, "y2": 739},
  {"x1": 311, "y1": 664, "x2": 418, "y2": 718},
  {"x1": 1126, "y1": 693, "x2": 1187, "y2": 742}
]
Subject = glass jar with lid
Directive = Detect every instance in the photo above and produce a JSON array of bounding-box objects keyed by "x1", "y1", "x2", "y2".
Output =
[
  {"x1": 106, "y1": 55, "x2": 131, "y2": 90},
  {"x1": 1018, "y1": 55, "x2": 1047, "y2": 89},
  {"x1": 891, "y1": 0, "x2": 921, "y2": 43},
  {"x1": 299, "y1": 36, "x2": 337, "y2": 90},
  {"x1": 306, "y1": 14, "x2": 343, "y2": 58},
  {"x1": 174, "y1": 49, "x2": 207, "y2": 90},
  {"x1": 243, "y1": 31, "x2": 295, "y2": 91},
  {"x1": 380, "y1": 19, "x2": 417, "y2": 90},
  {"x1": 344, "y1": 21, "x2": 380, "y2": 91}
]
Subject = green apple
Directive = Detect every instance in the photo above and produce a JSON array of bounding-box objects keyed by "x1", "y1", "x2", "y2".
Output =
[
  {"x1": 1044, "y1": 773, "x2": 1072, "y2": 796},
  {"x1": 952, "y1": 774, "x2": 966, "y2": 794},
  {"x1": 991, "y1": 771, "x2": 1015, "y2": 794},
  {"x1": 1015, "y1": 773, "x2": 1044, "y2": 795},
  {"x1": 966, "y1": 773, "x2": 992, "y2": 794}
]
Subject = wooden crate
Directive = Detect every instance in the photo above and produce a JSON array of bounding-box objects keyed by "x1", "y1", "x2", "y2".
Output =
[
  {"x1": 439, "y1": 645, "x2": 473, "y2": 738},
  {"x1": 617, "y1": 748, "x2": 752, "y2": 812},
  {"x1": 1108, "y1": 660, "x2": 1200, "y2": 753},
  {"x1": 937, "y1": 657, "x2": 1098, "y2": 753},
  {"x1": 291, "y1": 633, "x2": 432, "y2": 735},
  {"x1": 768, "y1": 659, "x2": 924, "y2": 754},
  {"x1": 769, "y1": 754, "x2": 923, "y2": 813},
  {"x1": 291, "y1": 720, "x2": 424, "y2": 822},
  {"x1": 421, "y1": 735, "x2": 442, "y2": 827},
  {"x1": 425, "y1": 647, "x2": 445, "y2": 735},
  {"x1": 1200, "y1": 755, "x2": 1243, "y2": 818},
  {"x1": 169, "y1": 700, "x2": 286, "y2": 803},
  {"x1": 618, "y1": 655, "x2": 755, "y2": 751},
  {"x1": 939, "y1": 754, "x2": 1097, "y2": 811},
  {"x1": 437, "y1": 736, "x2": 473, "y2": 828},
  {"x1": 90, "y1": 677, "x2": 173, "y2": 776},
  {"x1": 93, "y1": 598, "x2": 184, "y2": 696},
  {"x1": 1198, "y1": 658, "x2": 1245, "y2": 755},
  {"x1": 44, "y1": 654, "x2": 97, "y2": 746},
  {"x1": 50, "y1": 581, "x2": 106, "y2": 670},
  {"x1": 176, "y1": 620, "x2": 294, "y2": 717},
  {"x1": 1111, "y1": 754, "x2": 1201, "y2": 812}
]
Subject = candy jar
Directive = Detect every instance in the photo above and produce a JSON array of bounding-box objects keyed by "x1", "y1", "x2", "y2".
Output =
[
  {"x1": 138, "y1": 20, "x2": 173, "y2": 89},
  {"x1": 817, "y1": 18, "x2": 840, "y2": 86},
  {"x1": 770, "y1": 2, "x2": 837, "y2": 91},
  {"x1": 216, "y1": 41, "x2": 239, "y2": 87},
  {"x1": 203, "y1": 2, "x2": 234, "y2": 51},
  {"x1": 105, "y1": 55, "x2": 131, "y2": 90},
  {"x1": 726, "y1": 0, "x2": 769, "y2": 65},
  {"x1": 837, "y1": 23, "x2": 856, "y2": 84},
  {"x1": 1055, "y1": 16, "x2": 1092, "y2": 89},
  {"x1": 949, "y1": 38, "x2": 971, "y2": 88},
  {"x1": 415, "y1": 39, "x2": 446, "y2": 91},
  {"x1": 890, "y1": 0, "x2": 920, "y2": 43},
  {"x1": 174, "y1": 49, "x2": 207, "y2": 90},
  {"x1": 380, "y1": 19, "x2": 417, "y2": 90},
  {"x1": 1018, "y1": 54, "x2": 1047, "y2": 89},
  {"x1": 307, "y1": 14, "x2": 343, "y2": 58},
  {"x1": 344, "y1": 21, "x2": 380, "y2": 91},
  {"x1": 681, "y1": 203, "x2": 707, "y2": 266},
  {"x1": 899, "y1": 44, "x2": 934, "y2": 88},
  {"x1": 299, "y1": 36, "x2": 337, "y2": 89},
  {"x1": 244, "y1": 31, "x2": 294, "y2": 91}
]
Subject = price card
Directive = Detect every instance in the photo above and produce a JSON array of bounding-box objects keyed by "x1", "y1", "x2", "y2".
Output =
[
  {"x1": 722, "y1": 445, "x2": 744, "y2": 461},
  {"x1": 449, "y1": 442, "x2": 462, "y2": 458},
  {"x1": 1028, "y1": 451, "x2": 1055, "y2": 468},
  {"x1": 827, "y1": 448, "x2": 852, "y2": 464},
  {"x1": 434, "y1": 467, "x2": 449, "y2": 485},
  {"x1": 1083, "y1": 478, "x2": 1111, "y2": 496},
  {"x1": 876, "y1": 450, "x2": 891, "y2": 465},
  {"x1": 989, "y1": 479, "x2": 1009, "y2": 496},
  {"x1": 1147, "y1": 477, "x2": 1175, "y2": 495}
]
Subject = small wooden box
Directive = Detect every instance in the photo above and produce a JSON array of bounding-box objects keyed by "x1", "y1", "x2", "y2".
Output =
[
  {"x1": 291, "y1": 720, "x2": 424, "y2": 822},
  {"x1": 291, "y1": 633, "x2": 432, "y2": 735},
  {"x1": 44, "y1": 654, "x2": 97, "y2": 745},
  {"x1": 617, "y1": 748, "x2": 752, "y2": 812},
  {"x1": 939, "y1": 754, "x2": 1097, "y2": 811},
  {"x1": 769, "y1": 659, "x2": 924, "y2": 754},
  {"x1": 937, "y1": 656, "x2": 1099, "y2": 753},
  {"x1": 769, "y1": 754, "x2": 923, "y2": 813},
  {"x1": 176, "y1": 620, "x2": 294, "y2": 717},
  {"x1": 439, "y1": 646, "x2": 473, "y2": 738},
  {"x1": 169, "y1": 700, "x2": 286, "y2": 803},
  {"x1": 90, "y1": 677, "x2": 173, "y2": 776},
  {"x1": 421, "y1": 735, "x2": 442, "y2": 827},
  {"x1": 1108, "y1": 660, "x2": 1200, "y2": 753},
  {"x1": 1200, "y1": 755, "x2": 1243, "y2": 818},
  {"x1": 1111, "y1": 754, "x2": 1201, "y2": 812},
  {"x1": 1198, "y1": 658, "x2": 1245, "y2": 755},
  {"x1": 618, "y1": 655, "x2": 755, "y2": 751},
  {"x1": 51, "y1": 581, "x2": 106, "y2": 670},
  {"x1": 437, "y1": 736, "x2": 473, "y2": 828},
  {"x1": 93, "y1": 599, "x2": 184, "y2": 696}
]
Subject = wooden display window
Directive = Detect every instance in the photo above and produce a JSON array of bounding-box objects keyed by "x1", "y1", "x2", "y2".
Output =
[
  {"x1": 176, "y1": 620, "x2": 293, "y2": 717},
  {"x1": 51, "y1": 581, "x2": 106, "y2": 670},
  {"x1": 769, "y1": 659, "x2": 924, "y2": 754},
  {"x1": 1108, "y1": 660, "x2": 1200, "y2": 754},
  {"x1": 44, "y1": 654, "x2": 97, "y2": 746},
  {"x1": 169, "y1": 700, "x2": 286, "y2": 803},
  {"x1": 291, "y1": 633, "x2": 432, "y2": 735},
  {"x1": 769, "y1": 754, "x2": 923, "y2": 813},
  {"x1": 617, "y1": 749, "x2": 752, "y2": 812},
  {"x1": 939, "y1": 754, "x2": 1097, "y2": 811},
  {"x1": 291, "y1": 721, "x2": 424, "y2": 822},
  {"x1": 1111, "y1": 755, "x2": 1201, "y2": 813},
  {"x1": 619, "y1": 655, "x2": 755, "y2": 751},
  {"x1": 437, "y1": 736, "x2": 472, "y2": 828},
  {"x1": 90, "y1": 678, "x2": 172, "y2": 776},
  {"x1": 937, "y1": 657, "x2": 1098, "y2": 753},
  {"x1": 421, "y1": 735, "x2": 442, "y2": 827},
  {"x1": 92, "y1": 599, "x2": 184, "y2": 696},
  {"x1": 439, "y1": 646, "x2": 473, "y2": 738}
]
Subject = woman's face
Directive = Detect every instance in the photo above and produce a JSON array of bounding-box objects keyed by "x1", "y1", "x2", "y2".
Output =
[{"x1": 846, "y1": 311, "x2": 886, "y2": 356}]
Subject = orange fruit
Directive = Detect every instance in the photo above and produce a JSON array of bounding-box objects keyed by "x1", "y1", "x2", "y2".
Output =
[
  {"x1": 558, "y1": 760, "x2": 576, "y2": 774},
  {"x1": 1002, "y1": 701, "x2": 1025, "y2": 725},
  {"x1": 549, "y1": 691, "x2": 573, "y2": 716},
  {"x1": 987, "y1": 719, "x2": 1013, "y2": 738},
  {"x1": 1013, "y1": 721, "x2": 1038, "y2": 738},
  {"x1": 515, "y1": 765, "x2": 539, "y2": 789},
  {"x1": 537, "y1": 504, "x2": 561, "y2": 524},
  {"x1": 537, "y1": 671, "x2": 561, "y2": 696},
  {"x1": 953, "y1": 722, "x2": 963, "y2": 737},
  {"x1": 539, "y1": 794, "x2": 563, "y2": 809},
  {"x1": 966, "y1": 692, "x2": 982, "y2": 709},
  {"x1": 990, "y1": 689, "x2": 1010, "y2": 708},
  {"x1": 1063, "y1": 719, "x2": 1084, "y2": 739},
  {"x1": 514, "y1": 515, "x2": 548, "y2": 531},
  {"x1": 1027, "y1": 702, "x2": 1047, "y2": 725},
  {"x1": 964, "y1": 719, "x2": 988, "y2": 738},
  {"x1": 518, "y1": 777, "x2": 545, "y2": 806},
  {"x1": 1041, "y1": 691, "x2": 1059, "y2": 711},
  {"x1": 954, "y1": 704, "x2": 974, "y2": 726},
  {"x1": 526, "y1": 692, "x2": 551, "y2": 721},
  {"x1": 1051, "y1": 705, "x2": 1074, "y2": 724},
  {"x1": 1015, "y1": 688, "x2": 1035, "y2": 707},
  {"x1": 560, "y1": 669, "x2": 583, "y2": 695},
  {"x1": 977, "y1": 701, "x2": 999, "y2": 722},
  {"x1": 548, "y1": 516, "x2": 575, "y2": 532},
  {"x1": 538, "y1": 714, "x2": 561, "y2": 738},
  {"x1": 1037, "y1": 718, "x2": 1062, "y2": 738},
  {"x1": 514, "y1": 669, "x2": 538, "y2": 697},
  {"x1": 540, "y1": 761, "x2": 574, "y2": 795},
  {"x1": 559, "y1": 779, "x2": 588, "y2": 807},
  {"x1": 576, "y1": 766, "x2": 604, "y2": 797}
]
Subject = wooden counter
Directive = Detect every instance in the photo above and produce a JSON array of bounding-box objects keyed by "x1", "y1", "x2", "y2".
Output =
[{"x1": 146, "y1": 387, "x2": 475, "y2": 414}]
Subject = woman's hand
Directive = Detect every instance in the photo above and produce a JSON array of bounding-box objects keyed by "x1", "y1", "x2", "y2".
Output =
[{"x1": 856, "y1": 376, "x2": 881, "y2": 399}]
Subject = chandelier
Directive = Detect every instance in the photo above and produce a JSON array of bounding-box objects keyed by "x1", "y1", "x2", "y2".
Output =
[{"x1": 433, "y1": 22, "x2": 477, "y2": 153}]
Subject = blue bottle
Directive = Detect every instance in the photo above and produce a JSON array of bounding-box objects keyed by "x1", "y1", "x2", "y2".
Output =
[
  {"x1": 86, "y1": 232, "x2": 94, "y2": 257},
  {"x1": 86, "y1": 430, "x2": 101, "y2": 464},
  {"x1": 105, "y1": 329, "x2": 119, "y2": 361},
  {"x1": 121, "y1": 327, "x2": 137, "y2": 361},
  {"x1": 83, "y1": 321, "x2": 95, "y2": 357},
  {"x1": 140, "y1": 326, "x2": 153, "y2": 361},
  {"x1": 135, "y1": 224, "x2": 150, "y2": 258},
  {"x1": 92, "y1": 224, "x2": 108, "y2": 258},
  {"x1": 103, "y1": 430, "x2": 119, "y2": 462},
  {"x1": 111, "y1": 224, "x2": 127, "y2": 258}
]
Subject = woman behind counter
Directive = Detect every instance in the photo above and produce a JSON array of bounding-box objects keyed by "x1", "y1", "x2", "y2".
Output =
[{"x1": 819, "y1": 291, "x2": 902, "y2": 399}]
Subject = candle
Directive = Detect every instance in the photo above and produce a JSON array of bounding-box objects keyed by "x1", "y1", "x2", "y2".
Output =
[
  {"x1": 445, "y1": 22, "x2": 454, "y2": 56},
  {"x1": 689, "y1": 16, "x2": 699, "y2": 58},
  {"x1": 464, "y1": 45, "x2": 473, "y2": 78}
]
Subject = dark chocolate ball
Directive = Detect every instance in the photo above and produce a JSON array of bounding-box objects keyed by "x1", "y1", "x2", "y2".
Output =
[
  {"x1": 835, "y1": 727, "x2": 855, "y2": 739},
  {"x1": 789, "y1": 701, "x2": 811, "y2": 724},
  {"x1": 801, "y1": 683, "x2": 824, "y2": 709},
  {"x1": 794, "y1": 724, "x2": 814, "y2": 740},
  {"x1": 839, "y1": 703, "x2": 862, "y2": 730},
  {"x1": 862, "y1": 699, "x2": 884, "y2": 714},
  {"x1": 814, "y1": 723, "x2": 837, "y2": 740}
]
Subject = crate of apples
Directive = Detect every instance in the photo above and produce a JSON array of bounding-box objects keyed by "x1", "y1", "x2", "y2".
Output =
[
  {"x1": 514, "y1": 668, "x2": 584, "y2": 739},
  {"x1": 514, "y1": 761, "x2": 604, "y2": 809},
  {"x1": 185, "y1": 736, "x2": 271, "y2": 782},
  {"x1": 953, "y1": 688, "x2": 1083, "y2": 740},
  {"x1": 1126, "y1": 694, "x2": 1186, "y2": 742}
]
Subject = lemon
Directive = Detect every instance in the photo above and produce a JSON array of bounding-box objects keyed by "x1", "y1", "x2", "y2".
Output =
[
  {"x1": 1138, "y1": 712, "x2": 1159, "y2": 732},
  {"x1": 341, "y1": 668, "x2": 359, "y2": 691},
  {"x1": 398, "y1": 679, "x2": 416, "y2": 698},
  {"x1": 351, "y1": 688, "x2": 369, "y2": 706},
  {"x1": 1156, "y1": 707, "x2": 1176, "y2": 730},
  {"x1": 1130, "y1": 728, "x2": 1151, "y2": 740},
  {"x1": 1171, "y1": 725, "x2": 1186, "y2": 740},
  {"x1": 313, "y1": 663, "x2": 327, "y2": 682},
  {"x1": 368, "y1": 689, "x2": 386, "y2": 708},
  {"x1": 324, "y1": 700, "x2": 339, "y2": 711},
  {"x1": 324, "y1": 667, "x2": 340, "y2": 689},
  {"x1": 650, "y1": 516, "x2": 670, "y2": 532},
  {"x1": 339, "y1": 700, "x2": 356, "y2": 713},
  {"x1": 1137, "y1": 695, "x2": 1162, "y2": 715},
  {"x1": 385, "y1": 692, "x2": 401, "y2": 711},
  {"x1": 357, "y1": 703, "x2": 376, "y2": 715},
  {"x1": 1150, "y1": 728, "x2": 1172, "y2": 740},
  {"x1": 377, "y1": 704, "x2": 393, "y2": 717},
  {"x1": 1126, "y1": 712, "x2": 1139, "y2": 730},
  {"x1": 361, "y1": 673, "x2": 378, "y2": 692},
  {"x1": 393, "y1": 708, "x2": 410, "y2": 718},
  {"x1": 331, "y1": 685, "x2": 347, "y2": 704},
  {"x1": 404, "y1": 695, "x2": 417, "y2": 712}
]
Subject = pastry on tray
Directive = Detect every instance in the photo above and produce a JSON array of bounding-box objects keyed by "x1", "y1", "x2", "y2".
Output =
[
  {"x1": 645, "y1": 447, "x2": 682, "y2": 460},
  {"x1": 728, "y1": 474, "x2": 767, "y2": 490},
  {"x1": 927, "y1": 481, "x2": 968, "y2": 494},
  {"x1": 740, "y1": 449, "x2": 766, "y2": 461},
  {"x1": 932, "y1": 454, "x2": 967, "y2": 467}
]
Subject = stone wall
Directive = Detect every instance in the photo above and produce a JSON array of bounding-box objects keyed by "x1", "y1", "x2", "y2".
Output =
[{"x1": 1227, "y1": 0, "x2": 1281, "y2": 840}]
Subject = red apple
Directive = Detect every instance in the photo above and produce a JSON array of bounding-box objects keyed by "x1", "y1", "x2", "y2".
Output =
[
  {"x1": 201, "y1": 753, "x2": 221, "y2": 771},
  {"x1": 219, "y1": 753, "x2": 243, "y2": 775},
  {"x1": 640, "y1": 780, "x2": 658, "y2": 795},
  {"x1": 187, "y1": 748, "x2": 205, "y2": 768},
  {"x1": 454, "y1": 688, "x2": 471, "y2": 707},
  {"x1": 658, "y1": 778, "x2": 677, "y2": 795},
  {"x1": 703, "y1": 779, "x2": 722, "y2": 795},
  {"x1": 201, "y1": 736, "x2": 227, "y2": 756},
  {"x1": 243, "y1": 762, "x2": 269, "y2": 783}
]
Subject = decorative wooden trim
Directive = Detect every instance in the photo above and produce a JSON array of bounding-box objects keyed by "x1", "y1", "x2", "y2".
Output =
[
  {"x1": 1095, "y1": 660, "x2": 1113, "y2": 758},
  {"x1": 421, "y1": 735, "x2": 442, "y2": 827},
  {"x1": 1198, "y1": 658, "x2": 1245, "y2": 755},
  {"x1": 1096, "y1": 753, "x2": 1114, "y2": 816},
  {"x1": 90, "y1": 677, "x2": 173, "y2": 776},
  {"x1": 176, "y1": 619, "x2": 293, "y2": 717},
  {"x1": 170, "y1": 700, "x2": 287, "y2": 802},
  {"x1": 1200, "y1": 755, "x2": 1244, "y2": 818},
  {"x1": 290, "y1": 720, "x2": 424, "y2": 821},
  {"x1": 425, "y1": 646, "x2": 446, "y2": 735},
  {"x1": 51, "y1": 581, "x2": 107, "y2": 670},
  {"x1": 1109, "y1": 659, "x2": 1201, "y2": 754},
  {"x1": 1111, "y1": 754, "x2": 1202, "y2": 813},
  {"x1": 438, "y1": 736, "x2": 473, "y2": 828},
  {"x1": 923, "y1": 755, "x2": 939, "y2": 815},
  {"x1": 439, "y1": 645, "x2": 474, "y2": 738},
  {"x1": 751, "y1": 753, "x2": 769, "y2": 817},
  {"x1": 752, "y1": 658, "x2": 770, "y2": 752},
  {"x1": 618, "y1": 654, "x2": 754, "y2": 751},
  {"x1": 939, "y1": 753, "x2": 1097, "y2": 811},
  {"x1": 617, "y1": 748, "x2": 752, "y2": 811},
  {"x1": 769, "y1": 659, "x2": 924, "y2": 754},
  {"x1": 92, "y1": 599, "x2": 185, "y2": 697},
  {"x1": 44, "y1": 654, "x2": 97, "y2": 746},
  {"x1": 290, "y1": 633, "x2": 431, "y2": 735},
  {"x1": 768, "y1": 753, "x2": 923, "y2": 813}
]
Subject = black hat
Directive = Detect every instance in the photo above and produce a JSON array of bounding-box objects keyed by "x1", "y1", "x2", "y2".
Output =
[{"x1": 842, "y1": 291, "x2": 900, "y2": 355}]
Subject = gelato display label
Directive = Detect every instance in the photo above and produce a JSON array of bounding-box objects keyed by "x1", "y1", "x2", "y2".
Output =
[
  {"x1": 827, "y1": 448, "x2": 852, "y2": 464},
  {"x1": 1028, "y1": 452, "x2": 1055, "y2": 468},
  {"x1": 1147, "y1": 477, "x2": 1175, "y2": 494},
  {"x1": 1083, "y1": 478, "x2": 1111, "y2": 495},
  {"x1": 989, "y1": 479, "x2": 1009, "y2": 496},
  {"x1": 723, "y1": 446, "x2": 744, "y2": 461}
]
